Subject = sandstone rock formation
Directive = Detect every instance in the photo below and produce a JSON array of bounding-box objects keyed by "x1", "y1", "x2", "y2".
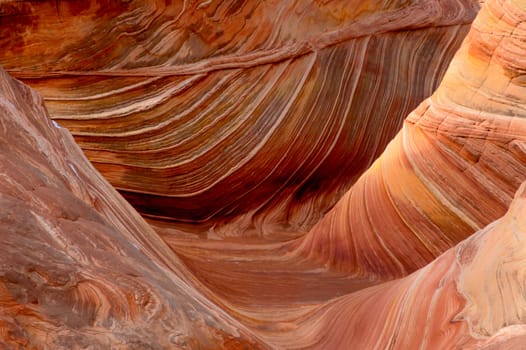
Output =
[
  {"x1": 1, "y1": 0, "x2": 480, "y2": 238},
  {"x1": 1, "y1": 0, "x2": 526, "y2": 349},
  {"x1": 0, "y1": 67, "x2": 267, "y2": 349},
  {"x1": 266, "y1": 181, "x2": 526, "y2": 349},
  {"x1": 161, "y1": 3, "x2": 526, "y2": 346},
  {"x1": 293, "y1": 0, "x2": 526, "y2": 279}
]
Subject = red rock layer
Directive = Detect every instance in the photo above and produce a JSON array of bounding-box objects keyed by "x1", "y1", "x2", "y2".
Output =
[
  {"x1": 293, "y1": 0, "x2": 526, "y2": 279},
  {"x1": 0, "y1": 67, "x2": 267, "y2": 349},
  {"x1": 267, "y1": 181, "x2": 526, "y2": 349},
  {"x1": 0, "y1": 0, "x2": 479, "y2": 74},
  {"x1": 1, "y1": 0, "x2": 526, "y2": 349},
  {"x1": 156, "y1": 1, "x2": 526, "y2": 347},
  {"x1": 0, "y1": 0, "x2": 479, "y2": 238}
]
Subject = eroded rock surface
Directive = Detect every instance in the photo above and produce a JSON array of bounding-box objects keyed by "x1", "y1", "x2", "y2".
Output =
[
  {"x1": 294, "y1": 0, "x2": 526, "y2": 279},
  {"x1": 0, "y1": 67, "x2": 267, "y2": 349},
  {"x1": 1, "y1": 0, "x2": 480, "y2": 238},
  {"x1": 1, "y1": 0, "x2": 526, "y2": 349},
  {"x1": 268, "y1": 181, "x2": 526, "y2": 349}
]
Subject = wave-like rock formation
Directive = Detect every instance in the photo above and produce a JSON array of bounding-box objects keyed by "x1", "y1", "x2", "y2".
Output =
[
  {"x1": 269, "y1": 181, "x2": 526, "y2": 349},
  {"x1": 293, "y1": 0, "x2": 526, "y2": 279},
  {"x1": 2, "y1": 0, "x2": 526, "y2": 349},
  {"x1": 158, "y1": 0, "x2": 526, "y2": 346},
  {"x1": 0, "y1": 0, "x2": 480, "y2": 238},
  {"x1": 0, "y1": 68, "x2": 266, "y2": 349}
]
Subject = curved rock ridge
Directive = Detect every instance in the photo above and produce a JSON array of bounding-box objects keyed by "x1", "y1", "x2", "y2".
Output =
[
  {"x1": 155, "y1": 1, "x2": 526, "y2": 345},
  {"x1": 0, "y1": 67, "x2": 268, "y2": 349},
  {"x1": 293, "y1": 0, "x2": 526, "y2": 279},
  {"x1": 267, "y1": 181, "x2": 526, "y2": 349},
  {"x1": 2, "y1": 0, "x2": 526, "y2": 349},
  {"x1": 1, "y1": 0, "x2": 479, "y2": 74},
  {"x1": 0, "y1": 0, "x2": 480, "y2": 238}
]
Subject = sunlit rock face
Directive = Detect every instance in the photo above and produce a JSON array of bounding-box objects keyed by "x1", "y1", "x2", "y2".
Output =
[
  {"x1": 0, "y1": 67, "x2": 267, "y2": 349},
  {"x1": 0, "y1": 0, "x2": 480, "y2": 238},
  {"x1": 294, "y1": 0, "x2": 526, "y2": 279}
]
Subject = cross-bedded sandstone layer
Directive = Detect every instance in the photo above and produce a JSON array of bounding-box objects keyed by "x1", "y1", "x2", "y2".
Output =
[
  {"x1": 2, "y1": 0, "x2": 526, "y2": 349},
  {"x1": 294, "y1": 0, "x2": 526, "y2": 279},
  {"x1": 1, "y1": 0, "x2": 480, "y2": 238},
  {"x1": 0, "y1": 67, "x2": 267, "y2": 349},
  {"x1": 149, "y1": 0, "x2": 526, "y2": 346},
  {"x1": 264, "y1": 181, "x2": 526, "y2": 349}
]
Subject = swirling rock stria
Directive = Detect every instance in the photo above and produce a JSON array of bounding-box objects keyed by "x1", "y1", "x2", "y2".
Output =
[
  {"x1": 0, "y1": 0, "x2": 480, "y2": 238},
  {"x1": 0, "y1": 67, "x2": 267, "y2": 349},
  {"x1": 294, "y1": 0, "x2": 526, "y2": 279}
]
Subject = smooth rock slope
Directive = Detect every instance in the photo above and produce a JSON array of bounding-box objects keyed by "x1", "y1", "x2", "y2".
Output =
[
  {"x1": 269, "y1": 181, "x2": 526, "y2": 349},
  {"x1": 294, "y1": 0, "x2": 526, "y2": 279}
]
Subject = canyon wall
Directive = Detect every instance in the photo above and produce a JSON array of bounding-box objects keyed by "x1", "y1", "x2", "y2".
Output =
[
  {"x1": 0, "y1": 67, "x2": 267, "y2": 349},
  {"x1": 1, "y1": 0, "x2": 526, "y2": 349},
  {"x1": 1, "y1": 0, "x2": 480, "y2": 238},
  {"x1": 294, "y1": 0, "x2": 526, "y2": 280}
]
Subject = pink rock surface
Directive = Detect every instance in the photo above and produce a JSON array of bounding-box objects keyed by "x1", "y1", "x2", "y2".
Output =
[
  {"x1": 1, "y1": 0, "x2": 526, "y2": 349},
  {"x1": 0, "y1": 67, "x2": 267, "y2": 349},
  {"x1": 0, "y1": 0, "x2": 479, "y2": 238},
  {"x1": 269, "y1": 181, "x2": 526, "y2": 349},
  {"x1": 294, "y1": 0, "x2": 526, "y2": 279}
]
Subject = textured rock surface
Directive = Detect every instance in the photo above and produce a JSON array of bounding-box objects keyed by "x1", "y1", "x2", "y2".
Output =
[
  {"x1": 0, "y1": 68, "x2": 267, "y2": 349},
  {"x1": 266, "y1": 181, "x2": 526, "y2": 349},
  {"x1": 0, "y1": 0, "x2": 480, "y2": 238},
  {"x1": 162, "y1": 0, "x2": 526, "y2": 347},
  {"x1": 1, "y1": 0, "x2": 526, "y2": 349},
  {"x1": 293, "y1": 0, "x2": 526, "y2": 279}
]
